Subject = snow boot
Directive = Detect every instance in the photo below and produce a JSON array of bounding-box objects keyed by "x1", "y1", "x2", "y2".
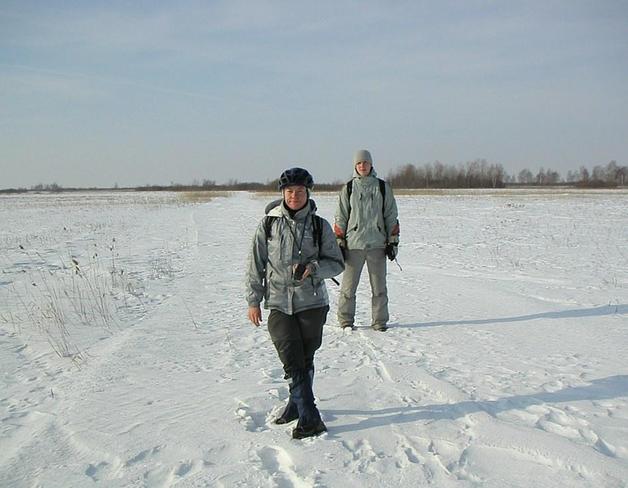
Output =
[
  {"x1": 274, "y1": 398, "x2": 298, "y2": 425},
  {"x1": 275, "y1": 368, "x2": 314, "y2": 425},
  {"x1": 290, "y1": 368, "x2": 327, "y2": 439}
]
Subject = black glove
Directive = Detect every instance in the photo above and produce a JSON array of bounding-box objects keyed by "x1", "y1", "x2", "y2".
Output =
[
  {"x1": 385, "y1": 242, "x2": 398, "y2": 261},
  {"x1": 337, "y1": 238, "x2": 347, "y2": 260},
  {"x1": 293, "y1": 263, "x2": 307, "y2": 280}
]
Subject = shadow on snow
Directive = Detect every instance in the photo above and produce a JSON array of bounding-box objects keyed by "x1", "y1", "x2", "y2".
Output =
[
  {"x1": 396, "y1": 304, "x2": 627, "y2": 329},
  {"x1": 325, "y1": 375, "x2": 628, "y2": 436}
]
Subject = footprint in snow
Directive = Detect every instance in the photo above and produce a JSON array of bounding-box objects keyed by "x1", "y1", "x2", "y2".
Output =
[
  {"x1": 236, "y1": 401, "x2": 269, "y2": 432},
  {"x1": 257, "y1": 446, "x2": 306, "y2": 485},
  {"x1": 85, "y1": 461, "x2": 110, "y2": 482},
  {"x1": 124, "y1": 445, "x2": 164, "y2": 467}
]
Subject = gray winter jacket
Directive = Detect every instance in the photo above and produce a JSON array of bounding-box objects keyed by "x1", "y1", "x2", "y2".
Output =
[
  {"x1": 246, "y1": 199, "x2": 344, "y2": 315},
  {"x1": 335, "y1": 168, "x2": 399, "y2": 250}
]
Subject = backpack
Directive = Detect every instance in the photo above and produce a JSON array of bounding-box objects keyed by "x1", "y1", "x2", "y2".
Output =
[
  {"x1": 346, "y1": 178, "x2": 386, "y2": 221},
  {"x1": 263, "y1": 199, "x2": 324, "y2": 250}
]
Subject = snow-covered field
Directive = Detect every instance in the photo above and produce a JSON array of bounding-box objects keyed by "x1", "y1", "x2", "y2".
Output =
[{"x1": 1, "y1": 189, "x2": 627, "y2": 488}]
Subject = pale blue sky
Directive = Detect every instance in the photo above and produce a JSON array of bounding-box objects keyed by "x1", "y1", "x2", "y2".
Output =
[{"x1": 1, "y1": 1, "x2": 627, "y2": 188}]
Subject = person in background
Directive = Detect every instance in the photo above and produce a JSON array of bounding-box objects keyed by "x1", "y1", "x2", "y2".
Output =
[
  {"x1": 334, "y1": 149, "x2": 399, "y2": 331},
  {"x1": 246, "y1": 167, "x2": 344, "y2": 439}
]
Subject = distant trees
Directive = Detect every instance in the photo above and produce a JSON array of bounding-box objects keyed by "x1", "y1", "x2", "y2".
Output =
[
  {"x1": 579, "y1": 160, "x2": 627, "y2": 187},
  {"x1": 518, "y1": 169, "x2": 534, "y2": 184},
  {"x1": 386, "y1": 159, "x2": 626, "y2": 189},
  {"x1": 548, "y1": 161, "x2": 628, "y2": 188},
  {"x1": 6, "y1": 160, "x2": 625, "y2": 193},
  {"x1": 387, "y1": 159, "x2": 507, "y2": 189},
  {"x1": 534, "y1": 168, "x2": 561, "y2": 185},
  {"x1": 31, "y1": 183, "x2": 63, "y2": 192}
]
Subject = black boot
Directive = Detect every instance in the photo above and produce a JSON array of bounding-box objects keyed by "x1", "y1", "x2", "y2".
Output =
[
  {"x1": 275, "y1": 368, "x2": 314, "y2": 425},
  {"x1": 274, "y1": 398, "x2": 298, "y2": 424},
  {"x1": 293, "y1": 415, "x2": 327, "y2": 439},
  {"x1": 290, "y1": 368, "x2": 327, "y2": 439}
]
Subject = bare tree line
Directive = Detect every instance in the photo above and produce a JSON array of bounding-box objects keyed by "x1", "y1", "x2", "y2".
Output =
[
  {"x1": 387, "y1": 159, "x2": 626, "y2": 189},
  {"x1": 387, "y1": 159, "x2": 507, "y2": 189},
  {"x1": 2, "y1": 160, "x2": 626, "y2": 193}
]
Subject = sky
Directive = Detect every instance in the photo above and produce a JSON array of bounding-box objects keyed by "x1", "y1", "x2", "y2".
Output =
[{"x1": 1, "y1": 1, "x2": 627, "y2": 188}]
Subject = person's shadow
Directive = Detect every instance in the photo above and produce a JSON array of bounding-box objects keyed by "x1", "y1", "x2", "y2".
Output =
[
  {"x1": 324, "y1": 305, "x2": 627, "y2": 435},
  {"x1": 325, "y1": 375, "x2": 628, "y2": 436},
  {"x1": 396, "y1": 304, "x2": 627, "y2": 329}
]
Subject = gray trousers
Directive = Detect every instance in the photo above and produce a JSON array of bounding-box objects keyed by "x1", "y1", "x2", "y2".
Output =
[{"x1": 337, "y1": 248, "x2": 389, "y2": 328}]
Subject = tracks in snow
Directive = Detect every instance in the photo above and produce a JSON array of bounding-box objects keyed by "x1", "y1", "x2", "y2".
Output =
[{"x1": 317, "y1": 320, "x2": 628, "y2": 486}]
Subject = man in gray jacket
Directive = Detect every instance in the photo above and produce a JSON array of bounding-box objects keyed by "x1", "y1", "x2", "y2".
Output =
[
  {"x1": 334, "y1": 150, "x2": 399, "y2": 331},
  {"x1": 246, "y1": 167, "x2": 344, "y2": 439}
]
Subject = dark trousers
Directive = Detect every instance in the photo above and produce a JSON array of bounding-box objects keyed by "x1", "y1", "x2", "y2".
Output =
[{"x1": 267, "y1": 306, "x2": 329, "y2": 379}]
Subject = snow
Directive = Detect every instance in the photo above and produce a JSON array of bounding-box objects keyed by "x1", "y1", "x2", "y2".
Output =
[{"x1": 1, "y1": 189, "x2": 627, "y2": 487}]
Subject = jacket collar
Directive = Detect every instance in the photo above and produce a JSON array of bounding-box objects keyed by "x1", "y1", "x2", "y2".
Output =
[{"x1": 267, "y1": 199, "x2": 317, "y2": 220}]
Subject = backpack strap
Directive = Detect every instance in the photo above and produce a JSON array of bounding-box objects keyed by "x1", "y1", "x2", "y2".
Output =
[
  {"x1": 264, "y1": 215, "x2": 277, "y2": 241},
  {"x1": 312, "y1": 215, "x2": 323, "y2": 250},
  {"x1": 378, "y1": 178, "x2": 386, "y2": 216},
  {"x1": 346, "y1": 180, "x2": 353, "y2": 224}
]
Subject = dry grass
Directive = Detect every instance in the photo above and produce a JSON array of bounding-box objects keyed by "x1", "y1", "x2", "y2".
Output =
[
  {"x1": 178, "y1": 191, "x2": 233, "y2": 203},
  {"x1": 252, "y1": 191, "x2": 282, "y2": 198},
  {"x1": 3, "y1": 239, "x2": 147, "y2": 366}
]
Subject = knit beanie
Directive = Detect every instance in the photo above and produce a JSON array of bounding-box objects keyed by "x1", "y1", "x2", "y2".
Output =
[{"x1": 353, "y1": 149, "x2": 373, "y2": 165}]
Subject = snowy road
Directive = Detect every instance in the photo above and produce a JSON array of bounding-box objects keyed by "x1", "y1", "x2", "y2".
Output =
[{"x1": 1, "y1": 190, "x2": 627, "y2": 487}]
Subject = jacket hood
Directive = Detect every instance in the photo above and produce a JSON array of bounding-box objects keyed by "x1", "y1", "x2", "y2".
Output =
[{"x1": 353, "y1": 166, "x2": 378, "y2": 179}]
